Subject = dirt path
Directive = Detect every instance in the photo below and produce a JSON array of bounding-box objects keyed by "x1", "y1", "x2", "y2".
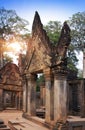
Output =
[
  {"x1": 0, "y1": 110, "x2": 22, "y2": 125},
  {"x1": 0, "y1": 110, "x2": 49, "y2": 130}
]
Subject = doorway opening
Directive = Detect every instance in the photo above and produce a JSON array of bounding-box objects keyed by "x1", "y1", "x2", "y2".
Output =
[{"x1": 36, "y1": 73, "x2": 45, "y2": 118}]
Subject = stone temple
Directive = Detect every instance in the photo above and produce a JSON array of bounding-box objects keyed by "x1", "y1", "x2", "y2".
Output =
[
  {"x1": 18, "y1": 12, "x2": 85, "y2": 130},
  {"x1": 0, "y1": 11, "x2": 85, "y2": 130}
]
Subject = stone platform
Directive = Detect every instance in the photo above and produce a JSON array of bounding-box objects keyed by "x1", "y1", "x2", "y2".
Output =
[
  {"x1": 8, "y1": 119, "x2": 49, "y2": 130},
  {"x1": 67, "y1": 116, "x2": 85, "y2": 130}
]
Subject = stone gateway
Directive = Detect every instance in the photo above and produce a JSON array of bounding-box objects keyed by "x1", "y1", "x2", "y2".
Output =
[{"x1": 21, "y1": 12, "x2": 85, "y2": 130}]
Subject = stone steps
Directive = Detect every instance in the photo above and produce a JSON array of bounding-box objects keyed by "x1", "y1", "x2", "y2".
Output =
[
  {"x1": 0, "y1": 127, "x2": 11, "y2": 130},
  {"x1": 22, "y1": 113, "x2": 52, "y2": 129},
  {"x1": 0, "y1": 119, "x2": 10, "y2": 130},
  {"x1": 0, "y1": 119, "x2": 4, "y2": 124},
  {"x1": 0, "y1": 124, "x2": 7, "y2": 128}
]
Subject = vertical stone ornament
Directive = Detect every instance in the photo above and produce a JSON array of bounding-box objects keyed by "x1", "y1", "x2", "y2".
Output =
[{"x1": 53, "y1": 69, "x2": 67, "y2": 123}]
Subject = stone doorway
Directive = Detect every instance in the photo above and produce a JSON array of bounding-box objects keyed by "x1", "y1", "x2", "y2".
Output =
[
  {"x1": 3, "y1": 90, "x2": 16, "y2": 108},
  {"x1": 36, "y1": 73, "x2": 45, "y2": 118},
  {"x1": 21, "y1": 11, "x2": 71, "y2": 126}
]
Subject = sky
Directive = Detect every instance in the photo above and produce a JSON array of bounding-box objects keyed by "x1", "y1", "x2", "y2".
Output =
[
  {"x1": 0, "y1": 0, "x2": 85, "y2": 69},
  {"x1": 0, "y1": 0, "x2": 85, "y2": 30}
]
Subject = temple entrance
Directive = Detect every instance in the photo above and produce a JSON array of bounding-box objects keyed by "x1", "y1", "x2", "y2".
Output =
[
  {"x1": 22, "y1": 11, "x2": 71, "y2": 126},
  {"x1": 36, "y1": 73, "x2": 45, "y2": 118},
  {"x1": 3, "y1": 90, "x2": 16, "y2": 108}
]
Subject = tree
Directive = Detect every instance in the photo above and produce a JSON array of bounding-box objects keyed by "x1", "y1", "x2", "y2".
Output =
[
  {"x1": 0, "y1": 7, "x2": 30, "y2": 67},
  {"x1": 0, "y1": 7, "x2": 29, "y2": 42},
  {"x1": 68, "y1": 11, "x2": 85, "y2": 51},
  {"x1": 67, "y1": 44, "x2": 78, "y2": 71},
  {"x1": 44, "y1": 21, "x2": 62, "y2": 44},
  {"x1": 67, "y1": 12, "x2": 85, "y2": 77}
]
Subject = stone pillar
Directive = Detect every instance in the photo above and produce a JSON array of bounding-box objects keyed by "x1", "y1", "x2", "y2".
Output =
[
  {"x1": 0, "y1": 89, "x2": 3, "y2": 110},
  {"x1": 18, "y1": 91, "x2": 21, "y2": 110},
  {"x1": 12, "y1": 92, "x2": 16, "y2": 108},
  {"x1": 44, "y1": 68, "x2": 53, "y2": 123},
  {"x1": 79, "y1": 80, "x2": 85, "y2": 117},
  {"x1": 15, "y1": 92, "x2": 18, "y2": 109},
  {"x1": 40, "y1": 82, "x2": 45, "y2": 107},
  {"x1": 26, "y1": 73, "x2": 37, "y2": 116},
  {"x1": 22, "y1": 75, "x2": 27, "y2": 112},
  {"x1": 53, "y1": 69, "x2": 67, "y2": 122}
]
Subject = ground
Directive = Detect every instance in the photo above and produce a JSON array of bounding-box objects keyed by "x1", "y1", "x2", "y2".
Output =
[{"x1": 0, "y1": 109, "x2": 49, "y2": 130}]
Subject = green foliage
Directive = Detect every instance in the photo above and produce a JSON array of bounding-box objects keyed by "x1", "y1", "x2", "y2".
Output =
[
  {"x1": 67, "y1": 11, "x2": 85, "y2": 76},
  {"x1": 67, "y1": 44, "x2": 78, "y2": 71},
  {"x1": 0, "y1": 7, "x2": 30, "y2": 66},
  {"x1": 0, "y1": 7, "x2": 29, "y2": 41},
  {"x1": 68, "y1": 11, "x2": 85, "y2": 51},
  {"x1": 77, "y1": 69, "x2": 83, "y2": 78},
  {"x1": 44, "y1": 21, "x2": 62, "y2": 44},
  {"x1": 36, "y1": 74, "x2": 45, "y2": 92}
]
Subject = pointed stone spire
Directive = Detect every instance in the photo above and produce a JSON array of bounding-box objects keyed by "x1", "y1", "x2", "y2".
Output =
[
  {"x1": 32, "y1": 11, "x2": 43, "y2": 37},
  {"x1": 32, "y1": 11, "x2": 51, "y2": 54}
]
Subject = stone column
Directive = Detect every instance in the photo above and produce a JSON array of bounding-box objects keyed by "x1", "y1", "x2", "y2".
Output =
[
  {"x1": 22, "y1": 75, "x2": 27, "y2": 112},
  {"x1": 44, "y1": 68, "x2": 53, "y2": 123},
  {"x1": 0, "y1": 89, "x2": 3, "y2": 110},
  {"x1": 18, "y1": 91, "x2": 21, "y2": 110},
  {"x1": 53, "y1": 69, "x2": 67, "y2": 122},
  {"x1": 12, "y1": 92, "x2": 16, "y2": 108},
  {"x1": 79, "y1": 80, "x2": 85, "y2": 117},
  {"x1": 15, "y1": 92, "x2": 18, "y2": 109},
  {"x1": 26, "y1": 73, "x2": 37, "y2": 116},
  {"x1": 40, "y1": 82, "x2": 45, "y2": 107}
]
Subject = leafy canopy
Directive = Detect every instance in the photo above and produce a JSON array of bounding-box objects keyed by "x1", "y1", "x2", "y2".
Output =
[
  {"x1": 44, "y1": 21, "x2": 62, "y2": 44},
  {"x1": 68, "y1": 11, "x2": 85, "y2": 51},
  {"x1": 0, "y1": 7, "x2": 29, "y2": 42}
]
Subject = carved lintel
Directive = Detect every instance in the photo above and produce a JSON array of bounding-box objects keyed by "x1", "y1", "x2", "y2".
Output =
[
  {"x1": 25, "y1": 73, "x2": 37, "y2": 81},
  {"x1": 44, "y1": 68, "x2": 52, "y2": 81},
  {"x1": 52, "y1": 67, "x2": 68, "y2": 79}
]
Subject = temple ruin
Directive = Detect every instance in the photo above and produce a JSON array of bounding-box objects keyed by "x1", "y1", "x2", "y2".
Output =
[
  {"x1": 19, "y1": 11, "x2": 85, "y2": 130},
  {"x1": 0, "y1": 62, "x2": 22, "y2": 110}
]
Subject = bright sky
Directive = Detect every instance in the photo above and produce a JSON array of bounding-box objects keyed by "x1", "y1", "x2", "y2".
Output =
[
  {"x1": 0, "y1": 0, "x2": 84, "y2": 68},
  {"x1": 0, "y1": 0, "x2": 85, "y2": 29}
]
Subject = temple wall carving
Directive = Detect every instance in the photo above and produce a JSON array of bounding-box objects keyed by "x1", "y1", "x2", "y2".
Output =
[{"x1": 0, "y1": 63, "x2": 22, "y2": 110}]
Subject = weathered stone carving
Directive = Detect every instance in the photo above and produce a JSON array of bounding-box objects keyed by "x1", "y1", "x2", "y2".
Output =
[
  {"x1": 52, "y1": 21, "x2": 71, "y2": 69},
  {"x1": 22, "y1": 12, "x2": 71, "y2": 74},
  {"x1": 0, "y1": 63, "x2": 22, "y2": 87},
  {"x1": 21, "y1": 12, "x2": 85, "y2": 129},
  {"x1": 0, "y1": 63, "x2": 22, "y2": 110}
]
